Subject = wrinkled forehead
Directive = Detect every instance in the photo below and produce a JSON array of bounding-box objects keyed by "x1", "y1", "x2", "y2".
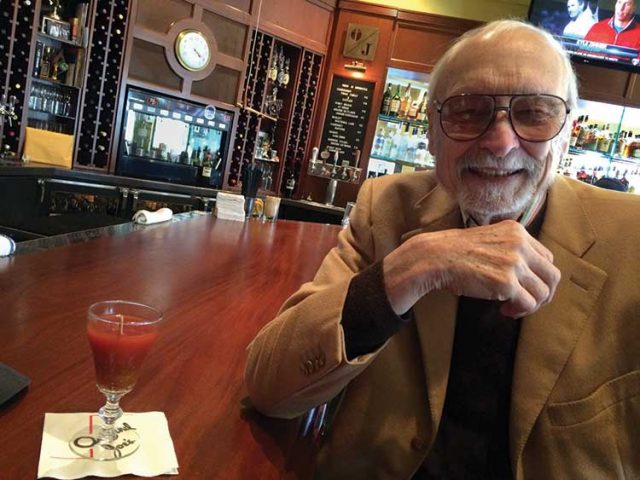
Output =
[{"x1": 436, "y1": 30, "x2": 567, "y2": 100}]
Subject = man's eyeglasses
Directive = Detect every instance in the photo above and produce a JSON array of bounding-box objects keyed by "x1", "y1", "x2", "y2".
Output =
[{"x1": 434, "y1": 94, "x2": 570, "y2": 143}]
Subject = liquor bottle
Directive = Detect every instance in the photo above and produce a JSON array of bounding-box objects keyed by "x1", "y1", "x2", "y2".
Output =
[
  {"x1": 405, "y1": 127, "x2": 419, "y2": 163},
  {"x1": 408, "y1": 96, "x2": 419, "y2": 119},
  {"x1": 382, "y1": 129, "x2": 394, "y2": 158},
  {"x1": 277, "y1": 48, "x2": 286, "y2": 84},
  {"x1": 596, "y1": 125, "x2": 612, "y2": 154},
  {"x1": 389, "y1": 85, "x2": 401, "y2": 117},
  {"x1": 575, "y1": 119, "x2": 590, "y2": 149},
  {"x1": 416, "y1": 93, "x2": 428, "y2": 122},
  {"x1": 282, "y1": 58, "x2": 290, "y2": 86},
  {"x1": 33, "y1": 41, "x2": 44, "y2": 77},
  {"x1": 389, "y1": 126, "x2": 402, "y2": 159},
  {"x1": 396, "y1": 124, "x2": 409, "y2": 161},
  {"x1": 268, "y1": 50, "x2": 278, "y2": 81},
  {"x1": 583, "y1": 125, "x2": 597, "y2": 151},
  {"x1": 569, "y1": 115, "x2": 583, "y2": 147},
  {"x1": 632, "y1": 135, "x2": 640, "y2": 159},
  {"x1": 623, "y1": 131, "x2": 634, "y2": 158},
  {"x1": 285, "y1": 169, "x2": 296, "y2": 198},
  {"x1": 399, "y1": 83, "x2": 412, "y2": 118},
  {"x1": 200, "y1": 150, "x2": 213, "y2": 186},
  {"x1": 380, "y1": 83, "x2": 392, "y2": 115},
  {"x1": 40, "y1": 46, "x2": 55, "y2": 78},
  {"x1": 617, "y1": 131, "x2": 628, "y2": 157},
  {"x1": 373, "y1": 128, "x2": 385, "y2": 156}
]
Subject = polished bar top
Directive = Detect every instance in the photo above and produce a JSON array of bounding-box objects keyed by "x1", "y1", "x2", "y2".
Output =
[{"x1": 0, "y1": 216, "x2": 341, "y2": 478}]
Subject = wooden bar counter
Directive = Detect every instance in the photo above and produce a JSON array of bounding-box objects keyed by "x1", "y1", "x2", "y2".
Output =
[{"x1": 0, "y1": 215, "x2": 341, "y2": 478}]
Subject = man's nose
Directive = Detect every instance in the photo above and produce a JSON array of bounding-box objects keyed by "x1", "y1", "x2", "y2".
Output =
[{"x1": 477, "y1": 110, "x2": 520, "y2": 158}]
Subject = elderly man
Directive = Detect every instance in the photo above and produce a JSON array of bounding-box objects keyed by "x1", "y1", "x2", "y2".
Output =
[
  {"x1": 584, "y1": 0, "x2": 640, "y2": 49},
  {"x1": 245, "y1": 20, "x2": 640, "y2": 479},
  {"x1": 563, "y1": 0, "x2": 598, "y2": 38}
]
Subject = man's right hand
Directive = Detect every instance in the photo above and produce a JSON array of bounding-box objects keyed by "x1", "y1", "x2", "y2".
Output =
[{"x1": 382, "y1": 220, "x2": 561, "y2": 318}]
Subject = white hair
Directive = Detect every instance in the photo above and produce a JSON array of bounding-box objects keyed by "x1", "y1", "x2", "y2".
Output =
[{"x1": 428, "y1": 19, "x2": 579, "y2": 112}]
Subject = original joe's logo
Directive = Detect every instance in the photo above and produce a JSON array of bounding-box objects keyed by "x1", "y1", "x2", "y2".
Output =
[{"x1": 72, "y1": 422, "x2": 137, "y2": 459}]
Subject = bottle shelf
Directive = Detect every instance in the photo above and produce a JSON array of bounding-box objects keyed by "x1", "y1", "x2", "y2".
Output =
[
  {"x1": 231, "y1": 31, "x2": 322, "y2": 196},
  {"x1": 370, "y1": 153, "x2": 433, "y2": 168},
  {"x1": 378, "y1": 114, "x2": 428, "y2": 129},
  {"x1": 28, "y1": 109, "x2": 75, "y2": 120},
  {"x1": 568, "y1": 146, "x2": 640, "y2": 165},
  {"x1": 254, "y1": 156, "x2": 280, "y2": 163},
  {"x1": 37, "y1": 31, "x2": 83, "y2": 47}
]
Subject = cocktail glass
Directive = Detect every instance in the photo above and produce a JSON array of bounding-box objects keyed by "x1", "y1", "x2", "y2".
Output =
[{"x1": 69, "y1": 300, "x2": 163, "y2": 460}]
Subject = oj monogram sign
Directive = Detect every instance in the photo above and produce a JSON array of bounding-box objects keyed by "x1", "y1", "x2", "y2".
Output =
[{"x1": 343, "y1": 23, "x2": 379, "y2": 61}]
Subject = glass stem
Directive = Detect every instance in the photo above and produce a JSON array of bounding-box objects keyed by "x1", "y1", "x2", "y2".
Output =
[{"x1": 98, "y1": 392, "x2": 124, "y2": 443}]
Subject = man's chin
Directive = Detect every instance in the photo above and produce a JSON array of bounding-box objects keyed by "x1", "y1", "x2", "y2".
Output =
[{"x1": 457, "y1": 190, "x2": 534, "y2": 221}]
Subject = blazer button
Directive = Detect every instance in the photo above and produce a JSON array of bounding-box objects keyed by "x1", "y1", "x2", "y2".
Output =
[
  {"x1": 304, "y1": 360, "x2": 314, "y2": 374},
  {"x1": 411, "y1": 436, "x2": 428, "y2": 453}
]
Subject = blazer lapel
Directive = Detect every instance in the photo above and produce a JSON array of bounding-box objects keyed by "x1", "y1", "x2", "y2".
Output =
[
  {"x1": 401, "y1": 184, "x2": 463, "y2": 433},
  {"x1": 510, "y1": 177, "x2": 608, "y2": 474}
]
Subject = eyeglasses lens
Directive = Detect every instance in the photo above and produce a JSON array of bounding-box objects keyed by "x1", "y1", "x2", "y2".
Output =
[
  {"x1": 440, "y1": 95, "x2": 567, "y2": 142},
  {"x1": 511, "y1": 95, "x2": 566, "y2": 142}
]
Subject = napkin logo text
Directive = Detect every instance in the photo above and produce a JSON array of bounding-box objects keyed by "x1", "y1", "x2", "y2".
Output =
[{"x1": 72, "y1": 422, "x2": 138, "y2": 459}]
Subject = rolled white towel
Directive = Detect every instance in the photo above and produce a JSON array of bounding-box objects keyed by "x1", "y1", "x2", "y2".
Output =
[
  {"x1": 132, "y1": 207, "x2": 173, "y2": 225},
  {"x1": 0, "y1": 234, "x2": 16, "y2": 257}
]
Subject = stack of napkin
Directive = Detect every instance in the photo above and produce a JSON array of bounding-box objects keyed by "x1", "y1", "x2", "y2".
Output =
[
  {"x1": 214, "y1": 192, "x2": 246, "y2": 222},
  {"x1": 132, "y1": 208, "x2": 173, "y2": 225}
]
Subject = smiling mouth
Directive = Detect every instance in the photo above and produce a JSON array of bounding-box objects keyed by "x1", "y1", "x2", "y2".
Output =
[{"x1": 466, "y1": 167, "x2": 525, "y2": 178}]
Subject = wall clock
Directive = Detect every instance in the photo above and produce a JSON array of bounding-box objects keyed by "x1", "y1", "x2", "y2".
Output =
[{"x1": 174, "y1": 29, "x2": 210, "y2": 72}]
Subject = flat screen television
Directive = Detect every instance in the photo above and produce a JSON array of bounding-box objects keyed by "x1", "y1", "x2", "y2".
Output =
[{"x1": 528, "y1": 0, "x2": 640, "y2": 72}]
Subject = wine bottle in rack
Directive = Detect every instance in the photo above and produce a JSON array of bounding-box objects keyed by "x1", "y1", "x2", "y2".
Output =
[
  {"x1": 282, "y1": 58, "x2": 290, "y2": 86},
  {"x1": 268, "y1": 50, "x2": 278, "y2": 81}
]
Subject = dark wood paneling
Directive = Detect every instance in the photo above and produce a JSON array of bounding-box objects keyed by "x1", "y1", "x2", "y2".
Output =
[
  {"x1": 128, "y1": 37, "x2": 182, "y2": 90},
  {"x1": 301, "y1": 7, "x2": 396, "y2": 204},
  {"x1": 391, "y1": 24, "x2": 457, "y2": 72},
  {"x1": 573, "y1": 62, "x2": 634, "y2": 105},
  {"x1": 202, "y1": 10, "x2": 248, "y2": 59},
  {"x1": 136, "y1": 0, "x2": 193, "y2": 32},
  {"x1": 338, "y1": 0, "x2": 397, "y2": 17},
  {"x1": 259, "y1": 0, "x2": 335, "y2": 54},
  {"x1": 223, "y1": 0, "x2": 251, "y2": 12},
  {"x1": 191, "y1": 64, "x2": 241, "y2": 104}
]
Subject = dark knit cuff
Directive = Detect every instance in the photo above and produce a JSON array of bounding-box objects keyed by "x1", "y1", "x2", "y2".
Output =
[{"x1": 341, "y1": 261, "x2": 412, "y2": 360}]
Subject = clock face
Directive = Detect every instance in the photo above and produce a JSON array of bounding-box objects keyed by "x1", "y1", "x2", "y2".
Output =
[{"x1": 175, "y1": 30, "x2": 210, "y2": 72}]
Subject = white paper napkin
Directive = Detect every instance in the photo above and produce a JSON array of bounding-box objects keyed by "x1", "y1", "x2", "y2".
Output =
[
  {"x1": 132, "y1": 208, "x2": 173, "y2": 225},
  {"x1": 214, "y1": 192, "x2": 246, "y2": 222},
  {"x1": 0, "y1": 234, "x2": 16, "y2": 257},
  {"x1": 38, "y1": 412, "x2": 179, "y2": 479}
]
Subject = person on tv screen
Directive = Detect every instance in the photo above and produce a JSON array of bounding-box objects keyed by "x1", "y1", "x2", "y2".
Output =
[
  {"x1": 584, "y1": 0, "x2": 640, "y2": 51},
  {"x1": 563, "y1": 0, "x2": 599, "y2": 38}
]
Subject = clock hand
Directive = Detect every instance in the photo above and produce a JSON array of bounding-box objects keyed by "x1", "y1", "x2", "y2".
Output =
[{"x1": 192, "y1": 47, "x2": 203, "y2": 60}]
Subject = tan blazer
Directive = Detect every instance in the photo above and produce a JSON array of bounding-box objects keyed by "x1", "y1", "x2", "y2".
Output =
[{"x1": 245, "y1": 171, "x2": 640, "y2": 479}]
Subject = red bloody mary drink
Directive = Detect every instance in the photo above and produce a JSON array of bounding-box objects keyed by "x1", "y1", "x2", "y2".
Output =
[{"x1": 87, "y1": 313, "x2": 160, "y2": 393}]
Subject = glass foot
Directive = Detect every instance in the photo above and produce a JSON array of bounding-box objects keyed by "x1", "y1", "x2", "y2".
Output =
[{"x1": 69, "y1": 421, "x2": 140, "y2": 461}]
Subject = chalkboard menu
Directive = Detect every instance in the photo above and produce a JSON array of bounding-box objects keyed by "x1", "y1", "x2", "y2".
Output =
[{"x1": 319, "y1": 76, "x2": 374, "y2": 166}]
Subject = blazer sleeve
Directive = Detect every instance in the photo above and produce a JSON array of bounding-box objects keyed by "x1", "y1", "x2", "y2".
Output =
[{"x1": 244, "y1": 179, "x2": 385, "y2": 419}]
